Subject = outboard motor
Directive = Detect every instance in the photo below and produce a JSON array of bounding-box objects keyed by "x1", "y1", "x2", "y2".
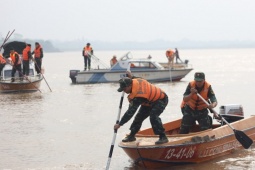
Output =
[
  {"x1": 219, "y1": 104, "x2": 244, "y2": 125},
  {"x1": 69, "y1": 70, "x2": 80, "y2": 83},
  {"x1": 184, "y1": 59, "x2": 189, "y2": 65}
]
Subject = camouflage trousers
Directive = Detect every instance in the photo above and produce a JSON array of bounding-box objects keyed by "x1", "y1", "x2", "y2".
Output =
[
  {"x1": 179, "y1": 106, "x2": 212, "y2": 134},
  {"x1": 129, "y1": 96, "x2": 168, "y2": 136}
]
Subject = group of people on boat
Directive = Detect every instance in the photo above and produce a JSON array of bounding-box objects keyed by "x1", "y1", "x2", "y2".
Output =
[
  {"x1": 113, "y1": 70, "x2": 217, "y2": 144},
  {"x1": 0, "y1": 42, "x2": 43, "y2": 82}
]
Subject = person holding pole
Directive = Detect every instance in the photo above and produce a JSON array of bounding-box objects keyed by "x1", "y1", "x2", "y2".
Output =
[
  {"x1": 114, "y1": 76, "x2": 169, "y2": 145},
  {"x1": 179, "y1": 72, "x2": 218, "y2": 134},
  {"x1": 32, "y1": 42, "x2": 43, "y2": 75}
]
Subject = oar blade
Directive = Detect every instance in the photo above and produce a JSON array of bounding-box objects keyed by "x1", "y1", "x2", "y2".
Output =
[{"x1": 234, "y1": 130, "x2": 253, "y2": 149}]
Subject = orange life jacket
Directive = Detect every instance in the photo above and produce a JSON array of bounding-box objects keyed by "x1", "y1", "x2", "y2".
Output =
[
  {"x1": 83, "y1": 46, "x2": 92, "y2": 56},
  {"x1": 0, "y1": 54, "x2": 6, "y2": 64},
  {"x1": 23, "y1": 46, "x2": 31, "y2": 60},
  {"x1": 10, "y1": 51, "x2": 21, "y2": 65},
  {"x1": 186, "y1": 80, "x2": 211, "y2": 110},
  {"x1": 166, "y1": 50, "x2": 175, "y2": 59},
  {"x1": 34, "y1": 45, "x2": 42, "y2": 58},
  {"x1": 128, "y1": 78, "x2": 165, "y2": 106}
]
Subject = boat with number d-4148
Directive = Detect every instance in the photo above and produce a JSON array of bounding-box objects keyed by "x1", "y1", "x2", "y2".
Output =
[{"x1": 69, "y1": 52, "x2": 193, "y2": 84}]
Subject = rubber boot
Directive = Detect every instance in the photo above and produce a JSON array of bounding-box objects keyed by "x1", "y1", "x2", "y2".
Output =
[
  {"x1": 155, "y1": 134, "x2": 169, "y2": 145},
  {"x1": 122, "y1": 132, "x2": 136, "y2": 142}
]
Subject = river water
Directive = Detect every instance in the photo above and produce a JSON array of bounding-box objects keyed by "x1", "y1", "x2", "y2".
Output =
[{"x1": 0, "y1": 49, "x2": 255, "y2": 170}]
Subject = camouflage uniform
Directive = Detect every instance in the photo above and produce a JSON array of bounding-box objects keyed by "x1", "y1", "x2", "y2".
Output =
[
  {"x1": 179, "y1": 83, "x2": 217, "y2": 134},
  {"x1": 119, "y1": 94, "x2": 168, "y2": 136}
]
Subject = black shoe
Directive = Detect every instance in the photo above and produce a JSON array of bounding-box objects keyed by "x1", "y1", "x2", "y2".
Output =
[
  {"x1": 122, "y1": 135, "x2": 136, "y2": 142},
  {"x1": 11, "y1": 78, "x2": 15, "y2": 82},
  {"x1": 155, "y1": 136, "x2": 168, "y2": 145}
]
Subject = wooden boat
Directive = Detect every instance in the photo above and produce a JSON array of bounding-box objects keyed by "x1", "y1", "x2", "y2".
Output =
[
  {"x1": 118, "y1": 105, "x2": 255, "y2": 169},
  {"x1": 69, "y1": 52, "x2": 193, "y2": 84},
  {"x1": 0, "y1": 64, "x2": 43, "y2": 93},
  {"x1": 0, "y1": 41, "x2": 43, "y2": 93}
]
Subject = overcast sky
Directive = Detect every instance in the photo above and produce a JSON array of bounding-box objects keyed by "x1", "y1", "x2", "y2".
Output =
[{"x1": 1, "y1": 0, "x2": 255, "y2": 42}]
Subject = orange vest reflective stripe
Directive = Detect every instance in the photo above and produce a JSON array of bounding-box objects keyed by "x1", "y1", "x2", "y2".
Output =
[
  {"x1": 128, "y1": 79, "x2": 165, "y2": 105},
  {"x1": 186, "y1": 80, "x2": 211, "y2": 110},
  {"x1": 34, "y1": 46, "x2": 42, "y2": 58},
  {"x1": 83, "y1": 46, "x2": 92, "y2": 56},
  {"x1": 0, "y1": 54, "x2": 6, "y2": 64},
  {"x1": 10, "y1": 52, "x2": 21, "y2": 65},
  {"x1": 23, "y1": 46, "x2": 31, "y2": 60}
]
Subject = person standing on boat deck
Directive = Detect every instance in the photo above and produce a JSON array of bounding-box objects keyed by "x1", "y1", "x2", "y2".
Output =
[
  {"x1": 82, "y1": 43, "x2": 93, "y2": 71},
  {"x1": 174, "y1": 48, "x2": 183, "y2": 63},
  {"x1": 10, "y1": 48, "x2": 22, "y2": 82},
  {"x1": 0, "y1": 53, "x2": 7, "y2": 79},
  {"x1": 166, "y1": 49, "x2": 175, "y2": 68},
  {"x1": 179, "y1": 72, "x2": 218, "y2": 134},
  {"x1": 22, "y1": 44, "x2": 32, "y2": 76},
  {"x1": 114, "y1": 77, "x2": 169, "y2": 145},
  {"x1": 32, "y1": 42, "x2": 43, "y2": 74},
  {"x1": 110, "y1": 55, "x2": 117, "y2": 67}
]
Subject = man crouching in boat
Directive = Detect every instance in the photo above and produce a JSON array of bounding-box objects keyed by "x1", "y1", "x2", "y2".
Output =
[
  {"x1": 114, "y1": 75, "x2": 169, "y2": 145},
  {"x1": 179, "y1": 72, "x2": 218, "y2": 134}
]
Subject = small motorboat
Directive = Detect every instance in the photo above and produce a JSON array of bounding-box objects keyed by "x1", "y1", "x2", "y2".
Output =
[
  {"x1": 69, "y1": 52, "x2": 193, "y2": 84},
  {"x1": 118, "y1": 104, "x2": 254, "y2": 169}
]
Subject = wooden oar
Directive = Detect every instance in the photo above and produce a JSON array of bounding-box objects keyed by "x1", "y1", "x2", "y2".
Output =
[
  {"x1": 196, "y1": 93, "x2": 253, "y2": 149},
  {"x1": 106, "y1": 63, "x2": 131, "y2": 170}
]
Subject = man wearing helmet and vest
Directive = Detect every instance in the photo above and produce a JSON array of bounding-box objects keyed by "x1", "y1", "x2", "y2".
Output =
[
  {"x1": 114, "y1": 77, "x2": 169, "y2": 145},
  {"x1": 82, "y1": 43, "x2": 93, "y2": 71},
  {"x1": 179, "y1": 72, "x2": 218, "y2": 134}
]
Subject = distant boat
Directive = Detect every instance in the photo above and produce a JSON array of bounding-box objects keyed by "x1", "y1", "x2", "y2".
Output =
[
  {"x1": 0, "y1": 41, "x2": 43, "y2": 93},
  {"x1": 69, "y1": 52, "x2": 193, "y2": 84}
]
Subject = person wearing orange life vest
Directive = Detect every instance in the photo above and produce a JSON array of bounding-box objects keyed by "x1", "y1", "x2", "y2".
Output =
[
  {"x1": 110, "y1": 55, "x2": 117, "y2": 67},
  {"x1": 31, "y1": 42, "x2": 43, "y2": 74},
  {"x1": 22, "y1": 44, "x2": 32, "y2": 76},
  {"x1": 10, "y1": 48, "x2": 22, "y2": 82},
  {"x1": 166, "y1": 49, "x2": 175, "y2": 68},
  {"x1": 179, "y1": 72, "x2": 218, "y2": 134},
  {"x1": 114, "y1": 77, "x2": 169, "y2": 145},
  {"x1": 82, "y1": 43, "x2": 93, "y2": 71},
  {"x1": 0, "y1": 53, "x2": 7, "y2": 79}
]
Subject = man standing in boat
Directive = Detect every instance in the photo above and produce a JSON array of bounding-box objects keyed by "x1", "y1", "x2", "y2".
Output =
[
  {"x1": 22, "y1": 43, "x2": 32, "y2": 76},
  {"x1": 179, "y1": 72, "x2": 218, "y2": 134},
  {"x1": 9, "y1": 48, "x2": 22, "y2": 82},
  {"x1": 114, "y1": 77, "x2": 169, "y2": 145},
  {"x1": 82, "y1": 43, "x2": 93, "y2": 71},
  {"x1": 32, "y1": 42, "x2": 43, "y2": 75}
]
